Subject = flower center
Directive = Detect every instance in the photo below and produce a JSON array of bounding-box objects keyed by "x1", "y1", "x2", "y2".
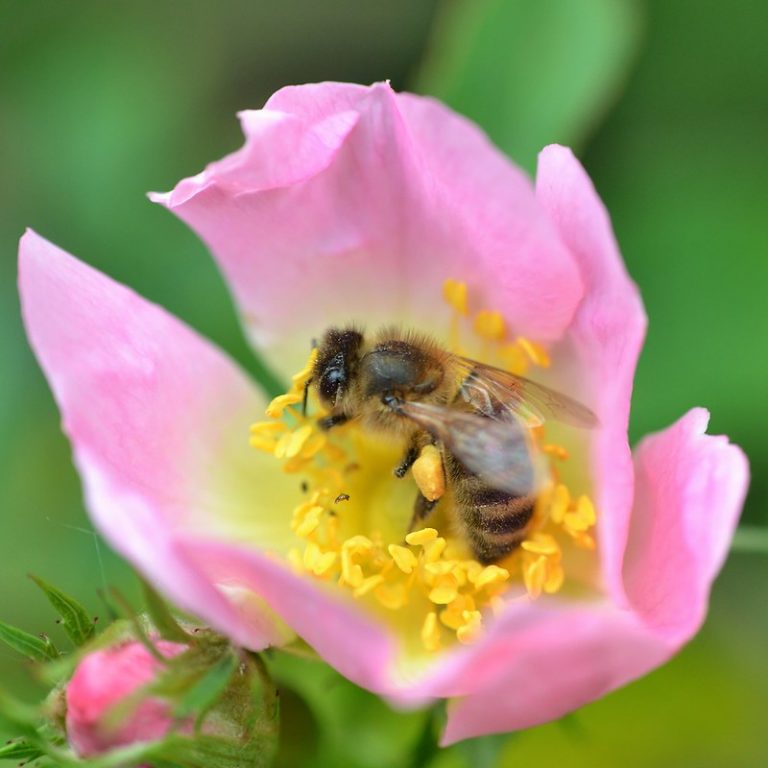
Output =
[{"x1": 249, "y1": 280, "x2": 597, "y2": 654}]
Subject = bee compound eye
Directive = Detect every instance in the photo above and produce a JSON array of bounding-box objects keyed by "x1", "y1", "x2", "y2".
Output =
[{"x1": 319, "y1": 367, "x2": 345, "y2": 403}]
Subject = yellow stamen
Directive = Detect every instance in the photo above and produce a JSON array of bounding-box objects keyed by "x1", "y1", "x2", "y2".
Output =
[
  {"x1": 422, "y1": 537, "x2": 447, "y2": 563},
  {"x1": 472, "y1": 564, "x2": 510, "y2": 590},
  {"x1": 517, "y1": 337, "x2": 551, "y2": 367},
  {"x1": 421, "y1": 612, "x2": 441, "y2": 652},
  {"x1": 251, "y1": 283, "x2": 599, "y2": 653},
  {"x1": 549, "y1": 484, "x2": 571, "y2": 523},
  {"x1": 265, "y1": 392, "x2": 303, "y2": 419},
  {"x1": 521, "y1": 533, "x2": 559, "y2": 556},
  {"x1": 523, "y1": 555, "x2": 547, "y2": 599},
  {"x1": 428, "y1": 575, "x2": 459, "y2": 605},
  {"x1": 388, "y1": 544, "x2": 418, "y2": 574},
  {"x1": 456, "y1": 610, "x2": 482, "y2": 644},
  {"x1": 473, "y1": 310, "x2": 506, "y2": 341},
  {"x1": 443, "y1": 279, "x2": 468, "y2": 316},
  {"x1": 354, "y1": 574, "x2": 385, "y2": 598},
  {"x1": 405, "y1": 528, "x2": 438, "y2": 546}
]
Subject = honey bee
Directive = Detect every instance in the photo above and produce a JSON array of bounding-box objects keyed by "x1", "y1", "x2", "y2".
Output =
[{"x1": 310, "y1": 327, "x2": 597, "y2": 564}]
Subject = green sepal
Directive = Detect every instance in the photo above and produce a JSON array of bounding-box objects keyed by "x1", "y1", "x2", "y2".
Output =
[
  {"x1": 0, "y1": 738, "x2": 45, "y2": 761},
  {"x1": 173, "y1": 651, "x2": 238, "y2": 722},
  {"x1": 0, "y1": 618, "x2": 59, "y2": 662},
  {"x1": 29, "y1": 574, "x2": 96, "y2": 646},
  {"x1": 141, "y1": 578, "x2": 194, "y2": 643}
]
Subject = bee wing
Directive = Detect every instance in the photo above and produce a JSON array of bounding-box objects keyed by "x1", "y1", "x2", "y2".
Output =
[
  {"x1": 457, "y1": 358, "x2": 599, "y2": 429},
  {"x1": 394, "y1": 400, "x2": 542, "y2": 496}
]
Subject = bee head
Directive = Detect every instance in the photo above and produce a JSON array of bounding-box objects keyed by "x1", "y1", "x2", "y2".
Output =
[{"x1": 313, "y1": 327, "x2": 364, "y2": 406}]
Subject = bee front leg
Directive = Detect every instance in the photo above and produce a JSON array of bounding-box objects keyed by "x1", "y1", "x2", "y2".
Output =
[
  {"x1": 408, "y1": 492, "x2": 438, "y2": 532},
  {"x1": 394, "y1": 443, "x2": 420, "y2": 478},
  {"x1": 318, "y1": 412, "x2": 349, "y2": 431}
]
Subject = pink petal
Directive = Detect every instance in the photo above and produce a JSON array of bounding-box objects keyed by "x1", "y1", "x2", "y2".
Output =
[
  {"x1": 177, "y1": 537, "x2": 398, "y2": 694},
  {"x1": 441, "y1": 602, "x2": 669, "y2": 744},
  {"x1": 536, "y1": 145, "x2": 647, "y2": 603},
  {"x1": 18, "y1": 230, "x2": 286, "y2": 649},
  {"x1": 152, "y1": 82, "x2": 583, "y2": 376},
  {"x1": 623, "y1": 408, "x2": 749, "y2": 643}
]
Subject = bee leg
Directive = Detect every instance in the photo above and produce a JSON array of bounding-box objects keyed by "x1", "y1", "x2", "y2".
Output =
[
  {"x1": 408, "y1": 492, "x2": 438, "y2": 532},
  {"x1": 318, "y1": 412, "x2": 348, "y2": 431},
  {"x1": 394, "y1": 444, "x2": 419, "y2": 479}
]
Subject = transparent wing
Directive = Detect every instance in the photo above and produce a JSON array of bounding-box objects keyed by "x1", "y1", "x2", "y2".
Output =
[
  {"x1": 457, "y1": 357, "x2": 598, "y2": 429},
  {"x1": 394, "y1": 400, "x2": 541, "y2": 497}
]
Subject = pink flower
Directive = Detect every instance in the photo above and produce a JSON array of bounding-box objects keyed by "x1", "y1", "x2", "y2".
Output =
[
  {"x1": 20, "y1": 82, "x2": 748, "y2": 743},
  {"x1": 65, "y1": 640, "x2": 186, "y2": 757}
]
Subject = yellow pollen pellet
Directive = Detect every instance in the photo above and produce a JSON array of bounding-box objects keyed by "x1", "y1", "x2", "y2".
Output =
[
  {"x1": 412, "y1": 445, "x2": 446, "y2": 501},
  {"x1": 473, "y1": 564, "x2": 510, "y2": 590},
  {"x1": 428, "y1": 575, "x2": 459, "y2": 605},
  {"x1": 353, "y1": 574, "x2": 385, "y2": 598},
  {"x1": 421, "y1": 612, "x2": 441, "y2": 652},
  {"x1": 473, "y1": 310, "x2": 506, "y2": 341},
  {"x1": 405, "y1": 528, "x2": 438, "y2": 546},
  {"x1": 388, "y1": 544, "x2": 417, "y2": 574},
  {"x1": 549, "y1": 483, "x2": 571, "y2": 524},
  {"x1": 443, "y1": 279, "x2": 468, "y2": 315},
  {"x1": 265, "y1": 392, "x2": 303, "y2": 418},
  {"x1": 456, "y1": 610, "x2": 483, "y2": 644},
  {"x1": 524, "y1": 556, "x2": 547, "y2": 600},
  {"x1": 375, "y1": 582, "x2": 408, "y2": 610},
  {"x1": 521, "y1": 534, "x2": 560, "y2": 556}
]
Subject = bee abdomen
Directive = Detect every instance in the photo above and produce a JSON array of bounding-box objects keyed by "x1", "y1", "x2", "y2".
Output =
[{"x1": 460, "y1": 486, "x2": 535, "y2": 565}]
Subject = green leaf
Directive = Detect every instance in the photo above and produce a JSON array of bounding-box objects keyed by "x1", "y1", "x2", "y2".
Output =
[
  {"x1": 141, "y1": 578, "x2": 192, "y2": 643},
  {"x1": 0, "y1": 619, "x2": 58, "y2": 662},
  {"x1": 0, "y1": 738, "x2": 45, "y2": 761},
  {"x1": 417, "y1": 0, "x2": 642, "y2": 171},
  {"x1": 29, "y1": 574, "x2": 95, "y2": 646},
  {"x1": 173, "y1": 652, "x2": 237, "y2": 722}
]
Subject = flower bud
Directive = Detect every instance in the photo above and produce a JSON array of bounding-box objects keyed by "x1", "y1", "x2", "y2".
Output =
[{"x1": 65, "y1": 639, "x2": 187, "y2": 757}]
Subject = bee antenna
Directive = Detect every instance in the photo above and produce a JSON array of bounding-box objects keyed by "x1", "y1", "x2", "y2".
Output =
[
  {"x1": 310, "y1": 337, "x2": 318, "y2": 349},
  {"x1": 302, "y1": 378, "x2": 312, "y2": 417}
]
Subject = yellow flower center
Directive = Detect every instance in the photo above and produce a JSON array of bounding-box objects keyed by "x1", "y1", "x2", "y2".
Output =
[{"x1": 249, "y1": 280, "x2": 597, "y2": 654}]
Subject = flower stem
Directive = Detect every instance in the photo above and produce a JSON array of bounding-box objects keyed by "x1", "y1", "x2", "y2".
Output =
[
  {"x1": 407, "y1": 703, "x2": 444, "y2": 768},
  {"x1": 730, "y1": 526, "x2": 768, "y2": 555}
]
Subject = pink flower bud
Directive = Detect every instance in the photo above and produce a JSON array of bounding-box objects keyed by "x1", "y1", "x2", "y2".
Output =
[{"x1": 65, "y1": 640, "x2": 186, "y2": 757}]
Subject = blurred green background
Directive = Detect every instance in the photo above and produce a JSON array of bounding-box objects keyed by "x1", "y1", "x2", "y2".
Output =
[{"x1": 1, "y1": 1, "x2": 766, "y2": 766}]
